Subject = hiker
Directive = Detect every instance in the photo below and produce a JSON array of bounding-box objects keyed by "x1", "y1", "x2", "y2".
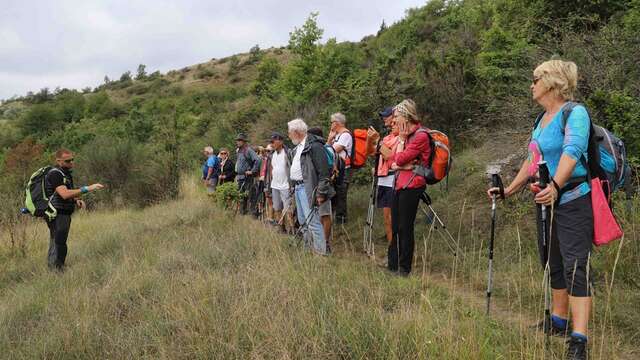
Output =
[
  {"x1": 45, "y1": 149, "x2": 104, "y2": 271},
  {"x1": 257, "y1": 145, "x2": 273, "y2": 220},
  {"x1": 308, "y1": 126, "x2": 335, "y2": 249},
  {"x1": 487, "y1": 60, "x2": 592, "y2": 360},
  {"x1": 327, "y1": 112, "x2": 353, "y2": 224},
  {"x1": 217, "y1": 148, "x2": 235, "y2": 185},
  {"x1": 235, "y1": 133, "x2": 260, "y2": 215},
  {"x1": 288, "y1": 118, "x2": 335, "y2": 255},
  {"x1": 269, "y1": 132, "x2": 293, "y2": 232},
  {"x1": 367, "y1": 107, "x2": 399, "y2": 246},
  {"x1": 387, "y1": 99, "x2": 431, "y2": 277},
  {"x1": 202, "y1": 146, "x2": 220, "y2": 194}
]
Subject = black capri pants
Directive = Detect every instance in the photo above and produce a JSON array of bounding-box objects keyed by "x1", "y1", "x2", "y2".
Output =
[{"x1": 537, "y1": 193, "x2": 593, "y2": 297}]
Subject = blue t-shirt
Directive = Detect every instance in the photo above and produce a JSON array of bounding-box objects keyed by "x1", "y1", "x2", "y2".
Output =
[
  {"x1": 202, "y1": 155, "x2": 219, "y2": 179},
  {"x1": 530, "y1": 103, "x2": 591, "y2": 205}
]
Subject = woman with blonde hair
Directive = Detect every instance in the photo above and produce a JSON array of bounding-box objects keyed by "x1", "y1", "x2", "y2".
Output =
[
  {"x1": 387, "y1": 99, "x2": 432, "y2": 277},
  {"x1": 487, "y1": 60, "x2": 592, "y2": 360}
]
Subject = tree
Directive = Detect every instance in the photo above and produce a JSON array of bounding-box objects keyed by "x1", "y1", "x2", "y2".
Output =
[
  {"x1": 120, "y1": 71, "x2": 132, "y2": 82},
  {"x1": 104, "y1": 75, "x2": 111, "y2": 85},
  {"x1": 136, "y1": 64, "x2": 147, "y2": 80},
  {"x1": 251, "y1": 57, "x2": 282, "y2": 97},
  {"x1": 288, "y1": 12, "x2": 323, "y2": 57},
  {"x1": 248, "y1": 44, "x2": 263, "y2": 64}
]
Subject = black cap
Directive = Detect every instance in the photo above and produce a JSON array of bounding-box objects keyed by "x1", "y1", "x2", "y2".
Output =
[
  {"x1": 236, "y1": 133, "x2": 248, "y2": 141},
  {"x1": 270, "y1": 132, "x2": 284, "y2": 141},
  {"x1": 379, "y1": 106, "x2": 394, "y2": 118}
]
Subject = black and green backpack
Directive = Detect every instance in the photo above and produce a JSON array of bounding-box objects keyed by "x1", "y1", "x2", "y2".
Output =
[{"x1": 24, "y1": 166, "x2": 62, "y2": 220}]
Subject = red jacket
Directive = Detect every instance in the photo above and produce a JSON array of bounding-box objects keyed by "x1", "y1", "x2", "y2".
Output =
[{"x1": 390, "y1": 124, "x2": 431, "y2": 190}]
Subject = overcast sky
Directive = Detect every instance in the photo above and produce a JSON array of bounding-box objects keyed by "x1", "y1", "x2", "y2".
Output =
[{"x1": 0, "y1": 0, "x2": 426, "y2": 100}]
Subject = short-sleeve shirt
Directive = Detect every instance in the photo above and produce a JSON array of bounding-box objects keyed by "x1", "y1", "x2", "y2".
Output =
[
  {"x1": 271, "y1": 149, "x2": 289, "y2": 190},
  {"x1": 46, "y1": 170, "x2": 66, "y2": 194},
  {"x1": 333, "y1": 131, "x2": 353, "y2": 161}
]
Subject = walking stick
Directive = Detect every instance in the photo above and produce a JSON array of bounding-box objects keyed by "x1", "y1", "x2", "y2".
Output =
[
  {"x1": 419, "y1": 192, "x2": 458, "y2": 257},
  {"x1": 363, "y1": 143, "x2": 382, "y2": 258},
  {"x1": 486, "y1": 172, "x2": 504, "y2": 315},
  {"x1": 538, "y1": 161, "x2": 552, "y2": 351}
]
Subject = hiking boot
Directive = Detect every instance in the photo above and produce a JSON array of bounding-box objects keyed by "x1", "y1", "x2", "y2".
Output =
[
  {"x1": 533, "y1": 316, "x2": 571, "y2": 337},
  {"x1": 566, "y1": 336, "x2": 587, "y2": 360}
]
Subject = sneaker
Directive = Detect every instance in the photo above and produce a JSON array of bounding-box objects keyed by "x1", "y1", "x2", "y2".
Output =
[
  {"x1": 566, "y1": 336, "x2": 587, "y2": 360},
  {"x1": 533, "y1": 316, "x2": 571, "y2": 337}
]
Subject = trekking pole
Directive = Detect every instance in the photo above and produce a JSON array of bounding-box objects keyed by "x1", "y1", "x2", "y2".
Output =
[
  {"x1": 538, "y1": 161, "x2": 552, "y2": 352},
  {"x1": 363, "y1": 143, "x2": 381, "y2": 258},
  {"x1": 486, "y1": 172, "x2": 504, "y2": 316},
  {"x1": 419, "y1": 192, "x2": 458, "y2": 257}
]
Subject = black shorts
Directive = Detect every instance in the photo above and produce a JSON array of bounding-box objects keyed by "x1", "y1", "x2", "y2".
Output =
[
  {"x1": 376, "y1": 186, "x2": 394, "y2": 208},
  {"x1": 537, "y1": 193, "x2": 594, "y2": 297}
]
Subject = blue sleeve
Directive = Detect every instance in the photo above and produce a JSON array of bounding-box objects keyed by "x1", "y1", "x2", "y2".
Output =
[
  {"x1": 206, "y1": 157, "x2": 215, "y2": 167},
  {"x1": 562, "y1": 105, "x2": 590, "y2": 161}
]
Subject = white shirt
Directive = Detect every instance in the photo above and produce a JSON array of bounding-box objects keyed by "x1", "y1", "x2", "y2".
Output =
[
  {"x1": 290, "y1": 136, "x2": 306, "y2": 181},
  {"x1": 270, "y1": 149, "x2": 289, "y2": 190},
  {"x1": 377, "y1": 173, "x2": 395, "y2": 188},
  {"x1": 333, "y1": 131, "x2": 353, "y2": 161}
]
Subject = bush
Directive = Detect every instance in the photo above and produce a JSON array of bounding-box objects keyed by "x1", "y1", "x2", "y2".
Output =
[
  {"x1": 77, "y1": 137, "x2": 176, "y2": 208},
  {"x1": 213, "y1": 181, "x2": 245, "y2": 209}
]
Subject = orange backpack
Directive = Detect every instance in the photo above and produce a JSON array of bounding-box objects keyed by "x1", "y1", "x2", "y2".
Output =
[
  {"x1": 424, "y1": 129, "x2": 452, "y2": 184},
  {"x1": 351, "y1": 129, "x2": 368, "y2": 169}
]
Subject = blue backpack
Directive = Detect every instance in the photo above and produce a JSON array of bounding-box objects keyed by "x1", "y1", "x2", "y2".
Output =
[{"x1": 534, "y1": 102, "x2": 633, "y2": 200}]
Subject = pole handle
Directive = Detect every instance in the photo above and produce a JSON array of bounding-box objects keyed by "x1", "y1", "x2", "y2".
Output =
[{"x1": 491, "y1": 173, "x2": 505, "y2": 199}]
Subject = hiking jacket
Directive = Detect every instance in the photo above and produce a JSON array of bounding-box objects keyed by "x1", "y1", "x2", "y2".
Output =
[
  {"x1": 219, "y1": 159, "x2": 235, "y2": 185},
  {"x1": 235, "y1": 145, "x2": 260, "y2": 180},
  {"x1": 389, "y1": 123, "x2": 431, "y2": 190},
  {"x1": 291, "y1": 134, "x2": 335, "y2": 207}
]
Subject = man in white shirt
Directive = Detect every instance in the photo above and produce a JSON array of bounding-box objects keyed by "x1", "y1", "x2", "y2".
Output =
[
  {"x1": 327, "y1": 112, "x2": 353, "y2": 224},
  {"x1": 269, "y1": 132, "x2": 292, "y2": 232},
  {"x1": 288, "y1": 118, "x2": 334, "y2": 255}
]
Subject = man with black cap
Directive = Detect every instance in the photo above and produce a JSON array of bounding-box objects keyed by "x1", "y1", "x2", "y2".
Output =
[
  {"x1": 235, "y1": 133, "x2": 261, "y2": 215},
  {"x1": 269, "y1": 132, "x2": 292, "y2": 232}
]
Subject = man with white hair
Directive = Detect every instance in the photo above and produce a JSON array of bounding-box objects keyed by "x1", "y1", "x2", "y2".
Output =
[
  {"x1": 327, "y1": 112, "x2": 353, "y2": 224},
  {"x1": 202, "y1": 146, "x2": 219, "y2": 194},
  {"x1": 288, "y1": 118, "x2": 335, "y2": 255}
]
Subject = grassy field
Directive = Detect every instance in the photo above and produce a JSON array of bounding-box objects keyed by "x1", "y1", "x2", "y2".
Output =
[{"x1": 1, "y1": 145, "x2": 638, "y2": 359}]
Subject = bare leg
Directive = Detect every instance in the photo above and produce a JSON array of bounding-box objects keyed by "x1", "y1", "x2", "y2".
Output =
[
  {"x1": 569, "y1": 296, "x2": 591, "y2": 335},
  {"x1": 383, "y1": 207, "x2": 393, "y2": 243},
  {"x1": 552, "y1": 289, "x2": 569, "y2": 318}
]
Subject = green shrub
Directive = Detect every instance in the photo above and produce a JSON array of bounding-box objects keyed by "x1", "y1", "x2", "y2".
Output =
[{"x1": 213, "y1": 181, "x2": 245, "y2": 208}]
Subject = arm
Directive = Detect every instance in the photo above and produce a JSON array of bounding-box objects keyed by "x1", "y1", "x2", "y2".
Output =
[
  {"x1": 310, "y1": 143, "x2": 331, "y2": 200},
  {"x1": 249, "y1": 150, "x2": 261, "y2": 174},
  {"x1": 503, "y1": 159, "x2": 531, "y2": 197},
  {"x1": 56, "y1": 183, "x2": 103, "y2": 200},
  {"x1": 390, "y1": 131, "x2": 429, "y2": 167}
]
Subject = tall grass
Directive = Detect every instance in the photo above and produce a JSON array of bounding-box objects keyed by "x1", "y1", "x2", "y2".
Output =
[{"x1": 0, "y1": 149, "x2": 637, "y2": 358}]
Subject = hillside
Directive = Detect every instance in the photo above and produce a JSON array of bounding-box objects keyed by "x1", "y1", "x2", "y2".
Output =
[{"x1": 1, "y1": 1, "x2": 639, "y2": 358}]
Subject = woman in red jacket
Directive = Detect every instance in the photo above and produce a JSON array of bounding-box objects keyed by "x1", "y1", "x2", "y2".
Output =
[{"x1": 387, "y1": 99, "x2": 431, "y2": 276}]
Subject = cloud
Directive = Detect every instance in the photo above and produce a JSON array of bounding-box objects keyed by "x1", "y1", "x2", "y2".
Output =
[{"x1": 0, "y1": 0, "x2": 424, "y2": 99}]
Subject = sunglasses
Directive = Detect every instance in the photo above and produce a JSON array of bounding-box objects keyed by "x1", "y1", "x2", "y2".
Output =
[
  {"x1": 220, "y1": 152, "x2": 227, "y2": 155},
  {"x1": 61, "y1": 158, "x2": 74, "y2": 164}
]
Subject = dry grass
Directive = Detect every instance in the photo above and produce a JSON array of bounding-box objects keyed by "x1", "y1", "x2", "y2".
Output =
[{"x1": 0, "y1": 152, "x2": 637, "y2": 359}]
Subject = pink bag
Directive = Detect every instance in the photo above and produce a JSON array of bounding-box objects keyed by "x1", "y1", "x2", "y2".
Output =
[{"x1": 591, "y1": 178, "x2": 623, "y2": 246}]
